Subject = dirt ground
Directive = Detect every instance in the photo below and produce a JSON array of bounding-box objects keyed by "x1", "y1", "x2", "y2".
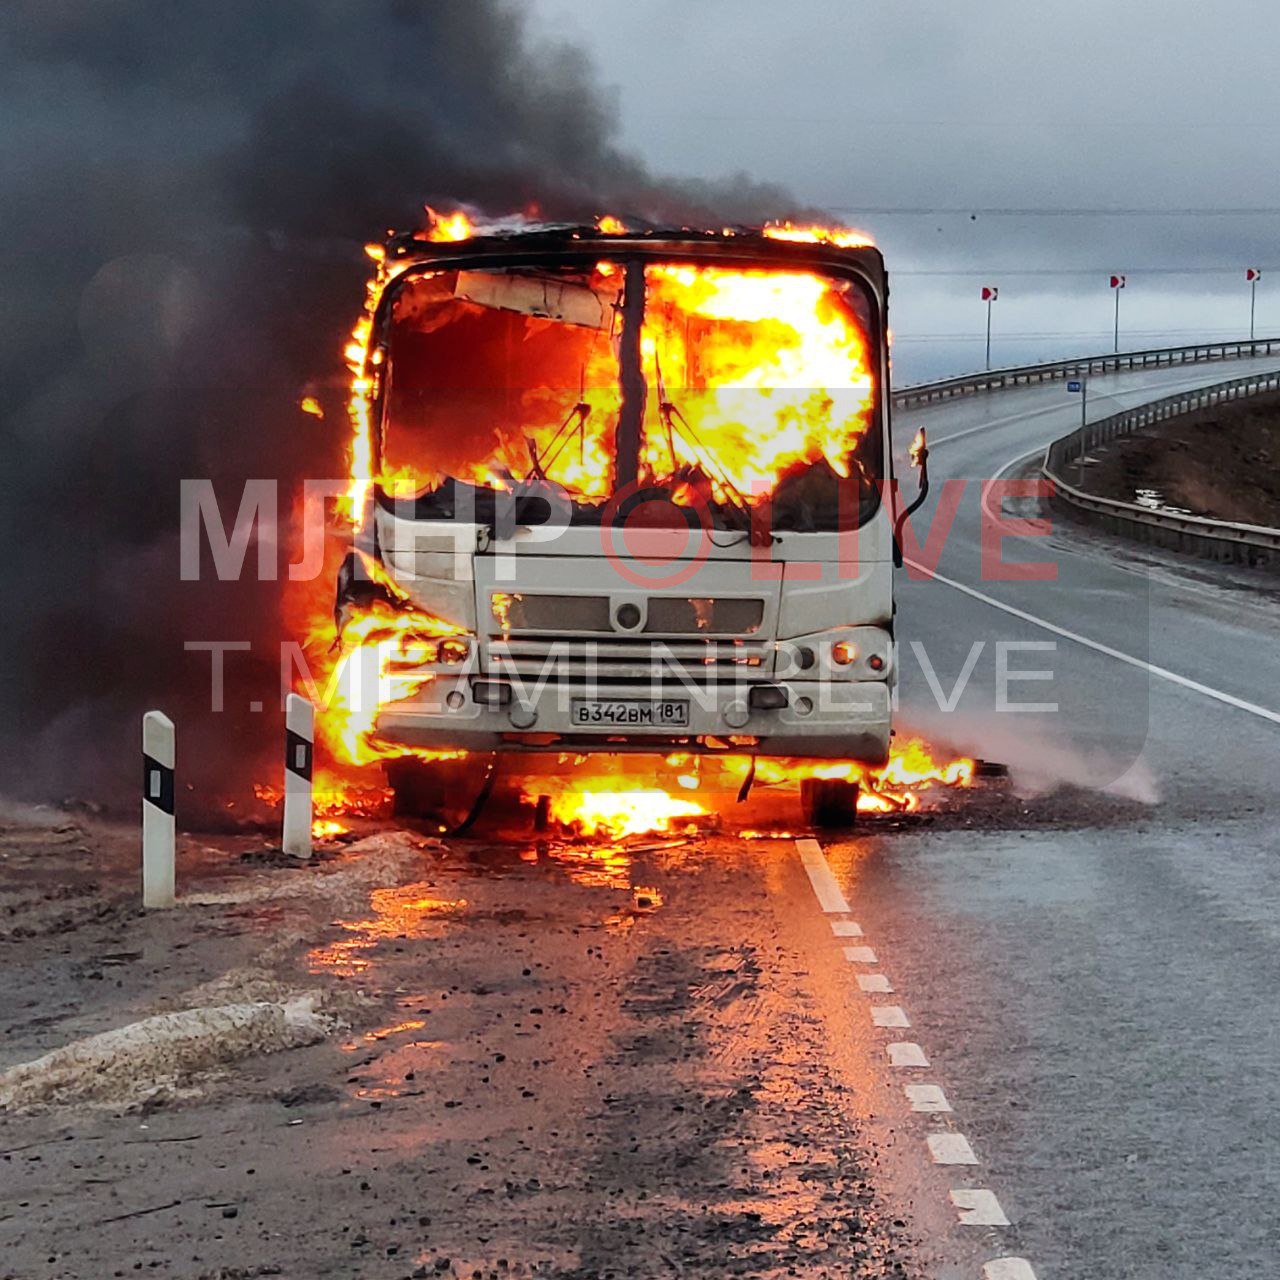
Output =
[
  {"x1": 1083, "y1": 389, "x2": 1280, "y2": 526},
  {"x1": 0, "y1": 785, "x2": 1144, "y2": 1280}
]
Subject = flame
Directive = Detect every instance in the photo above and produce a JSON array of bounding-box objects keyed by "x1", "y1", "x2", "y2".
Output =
[
  {"x1": 255, "y1": 772, "x2": 393, "y2": 822},
  {"x1": 422, "y1": 206, "x2": 474, "y2": 242},
  {"x1": 299, "y1": 395, "x2": 324, "y2": 419},
  {"x1": 597, "y1": 214, "x2": 628, "y2": 235},
  {"x1": 313, "y1": 613, "x2": 463, "y2": 767},
  {"x1": 909, "y1": 427, "x2": 927, "y2": 467},
  {"x1": 524, "y1": 770, "x2": 706, "y2": 838},
  {"x1": 763, "y1": 221, "x2": 876, "y2": 249},
  {"x1": 312, "y1": 818, "x2": 349, "y2": 840},
  {"x1": 491, "y1": 591, "x2": 518, "y2": 635},
  {"x1": 640, "y1": 263, "x2": 874, "y2": 497},
  {"x1": 338, "y1": 279, "x2": 378, "y2": 525},
  {"x1": 282, "y1": 547, "x2": 468, "y2": 767},
  {"x1": 743, "y1": 737, "x2": 975, "y2": 813},
  {"x1": 517, "y1": 737, "x2": 971, "y2": 838}
]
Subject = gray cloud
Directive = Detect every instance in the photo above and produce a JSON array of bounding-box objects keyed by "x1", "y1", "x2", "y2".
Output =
[{"x1": 528, "y1": 0, "x2": 1280, "y2": 377}]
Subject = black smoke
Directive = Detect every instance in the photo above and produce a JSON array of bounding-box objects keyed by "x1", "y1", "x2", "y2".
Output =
[{"x1": 0, "y1": 0, "x2": 799, "y2": 813}]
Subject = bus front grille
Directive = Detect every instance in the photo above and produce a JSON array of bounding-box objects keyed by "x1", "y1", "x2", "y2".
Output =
[
  {"x1": 485, "y1": 636, "x2": 772, "y2": 684},
  {"x1": 488, "y1": 592, "x2": 764, "y2": 636}
]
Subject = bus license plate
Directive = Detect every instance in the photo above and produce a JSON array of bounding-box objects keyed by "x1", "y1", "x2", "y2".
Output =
[{"x1": 571, "y1": 699, "x2": 689, "y2": 728}]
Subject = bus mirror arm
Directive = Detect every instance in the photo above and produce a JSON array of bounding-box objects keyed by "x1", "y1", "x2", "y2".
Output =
[{"x1": 891, "y1": 429, "x2": 930, "y2": 569}]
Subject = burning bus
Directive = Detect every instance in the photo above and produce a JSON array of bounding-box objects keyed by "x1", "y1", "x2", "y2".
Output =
[{"x1": 323, "y1": 215, "x2": 928, "y2": 827}]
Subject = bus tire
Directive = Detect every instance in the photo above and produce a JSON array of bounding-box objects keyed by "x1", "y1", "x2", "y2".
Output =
[{"x1": 801, "y1": 778, "x2": 860, "y2": 829}]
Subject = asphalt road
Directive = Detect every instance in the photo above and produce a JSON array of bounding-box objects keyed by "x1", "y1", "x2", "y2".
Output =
[{"x1": 857, "y1": 355, "x2": 1280, "y2": 1276}]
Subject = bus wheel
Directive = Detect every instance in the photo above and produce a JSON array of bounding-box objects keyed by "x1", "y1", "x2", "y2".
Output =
[{"x1": 801, "y1": 778, "x2": 860, "y2": 829}]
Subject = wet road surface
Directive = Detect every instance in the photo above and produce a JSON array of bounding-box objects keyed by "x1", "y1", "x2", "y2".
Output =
[{"x1": 880, "y1": 357, "x2": 1280, "y2": 1276}]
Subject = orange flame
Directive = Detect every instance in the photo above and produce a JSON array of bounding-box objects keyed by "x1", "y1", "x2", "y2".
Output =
[
  {"x1": 763, "y1": 221, "x2": 876, "y2": 249},
  {"x1": 517, "y1": 738, "x2": 972, "y2": 838},
  {"x1": 255, "y1": 771, "x2": 393, "y2": 826},
  {"x1": 640, "y1": 263, "x2": 875, "y2": 495},
  {"x1": 526, "y1": 777, "x2": 706, "y2": 838},
  {"x1": 422, "y1": 206, "x2": 474, "y2": 242},
  {"x1": 909, "y1": 427, "x2": 927, "y2": 468},
  {"x1": 742, "y1": 738, "x2": 975, "y2": 813},
  {"x1": 312, "y1": 818, "x2": 350, "y2": 840}
]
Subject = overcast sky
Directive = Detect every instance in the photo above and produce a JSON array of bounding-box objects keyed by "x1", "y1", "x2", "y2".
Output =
[{"x1": 527, "y1": 0, "x2": 1280, "y2": 378}]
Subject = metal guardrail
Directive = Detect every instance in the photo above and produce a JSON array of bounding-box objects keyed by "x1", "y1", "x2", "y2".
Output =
[
  {"x1": 1041, "y1": 368, "x2": 1280, "y2": 568},
  {"x1": 890, "y1": 336, "x2": 1280, "y2": 409}
]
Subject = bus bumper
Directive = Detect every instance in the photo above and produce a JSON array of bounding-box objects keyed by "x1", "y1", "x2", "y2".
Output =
[{"x1": 373, "y1": 678, "x2": 891, "y2": 763}]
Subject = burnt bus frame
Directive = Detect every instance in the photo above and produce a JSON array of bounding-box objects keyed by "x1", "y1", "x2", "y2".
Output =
[{"x1": 365, "y1": 229, "x2": 893, "y2": 530}]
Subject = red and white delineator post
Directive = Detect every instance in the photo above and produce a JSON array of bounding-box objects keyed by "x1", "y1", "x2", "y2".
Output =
[
  {"x1": 282, "y1": 693, "x2": 314, "y2": 859},
  {"x1": 141, "y1": 710, "x2": 176, "y2": 909}
]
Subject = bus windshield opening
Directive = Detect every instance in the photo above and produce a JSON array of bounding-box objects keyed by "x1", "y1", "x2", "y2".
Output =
[{"x1": 378, "y1": 258, "x2": 881, "y2": 531}]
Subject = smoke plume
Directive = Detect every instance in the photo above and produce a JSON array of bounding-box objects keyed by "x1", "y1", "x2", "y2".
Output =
[{"x1": 0, "y1": 1, "x2": 801, "y2": 813}]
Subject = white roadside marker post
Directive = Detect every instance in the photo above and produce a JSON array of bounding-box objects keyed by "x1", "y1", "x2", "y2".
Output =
[
  {"x1": 282, "y1": 693, "x2": 314, "y2": 859},
  {"x1": 141, "y1": 711, "x2": 176, "y2": 909}
]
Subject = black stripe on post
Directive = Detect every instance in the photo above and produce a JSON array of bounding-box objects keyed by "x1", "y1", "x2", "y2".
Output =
[
  {"x1": 285, "y1": 729, "x2": 313, "y2": 782},
  {"x1": 143, "y1": 755, "x2": 175, "y2": 816}
]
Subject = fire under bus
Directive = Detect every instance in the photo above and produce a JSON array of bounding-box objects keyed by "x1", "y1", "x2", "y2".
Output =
[{"x1": 332, "y1": 220, "x2": 929, "y2": 827}]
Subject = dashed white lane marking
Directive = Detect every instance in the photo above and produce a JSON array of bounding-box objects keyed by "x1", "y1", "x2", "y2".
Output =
[
  {"x1": 951, "y1": 1190, "x2": 1011, "y2": 1227},
  {"x1": 911, "y1": 560, "x2": 1280, "y2": 728},
  {"x1": 905, "y1": 1084, "x2": 953, "y2": 1113},
  {"x1": 871, "y1": 1005, "x2": 911, "y2": 1028},
  {"x1": 888, "y1": 1042, "x2": 930, "y2": 1067},
  {"x1": 794, "y1": 837, "x2": 1038, "y2": 1280},
  {"x1": 928, "y1": 1133, "x2": 980, "y2": 1165},
  {"x1": 830, "y1": 919, "x2": 864, "y2": 937},
  {"x1": 982, "y1": 1260, "x2": 1038, "y2": 1280},
  {"x1": 796, "y1": 838, "x2": 852, "y2": 912}
]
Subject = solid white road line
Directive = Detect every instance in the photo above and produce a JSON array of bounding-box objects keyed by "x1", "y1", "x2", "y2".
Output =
[
  {"x1": 796, "y1": 838, "x2": 852, "y2": 913},
  {"x1": 830, "y1": 919, "x2": 864, "y2": 937},
  {"x1": 888, "y1": 1042, "x2": 930, "y2": 1067},
  {"x1": 842, "y1": 945, "x2": 879, "y2": 964},
  {"x1": 905, "y1": 1084, "x2": 953, "y2": 1113},
  {"x1": 977, "y1": 445, "x2": 1052, "y2": 528},
  {"x1": 930, "y1": 402, "x2": 1064, "y2": 447},
  {"x1": 857, "y1": 973, "x2": 894, "y2": 993},
  {"x1": 951, "y1": 1189, "x2": 1011, "y2": 1227},
  {"x1": 928, "y1": 1133, "x2": 979, "y2": 1165},
  {"x1": 983, "y1": 1260, "x2": 1038, "y2": 1280},
  {"x1": 871, "y1": 1005, "x2": 911, "y2": 1028},
  {"x1": 911, "y1": 561, "x2": 1280, "y2": 728}
]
